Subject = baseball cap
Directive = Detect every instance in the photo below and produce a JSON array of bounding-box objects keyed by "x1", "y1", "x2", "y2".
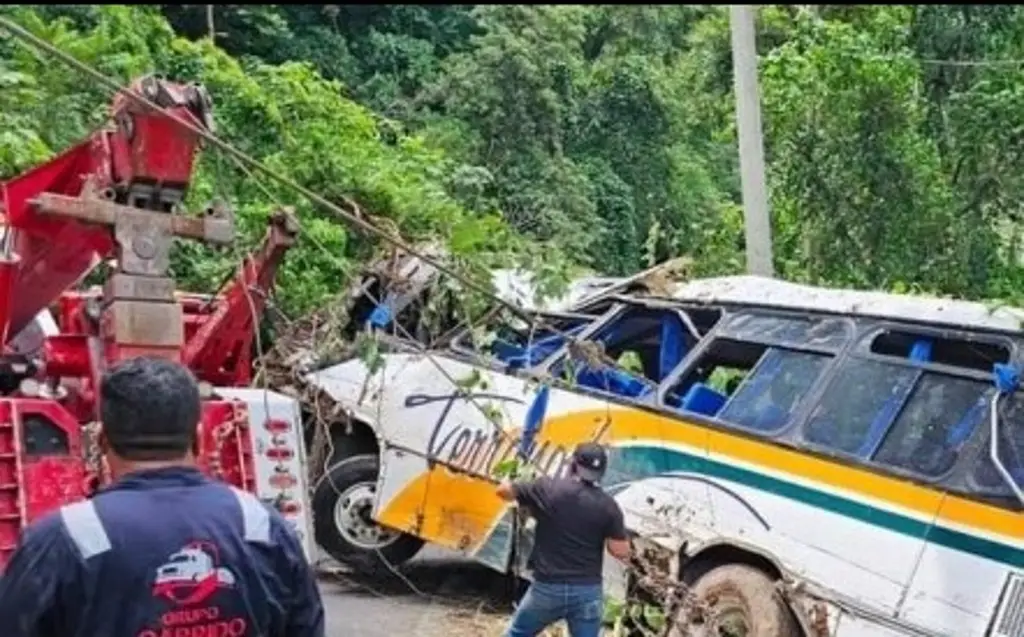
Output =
[{"x1": 572, "y1": 441, "x2": 608, "y2": 483}]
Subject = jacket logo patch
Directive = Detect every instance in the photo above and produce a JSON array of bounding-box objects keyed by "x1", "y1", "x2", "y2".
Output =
[
  {"x1": 139, "y1": 542, "x2": 248, "y2": 637},
  {"x1": 151, "y1": 542, "x2": 236, "y2": 606}
]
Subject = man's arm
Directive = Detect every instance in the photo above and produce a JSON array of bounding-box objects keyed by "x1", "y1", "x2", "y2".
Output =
[
  {"x1": 497, "y1": 478, "x2": 549, "y2": 515},
  {"x1": 604, "y1": 501, "x2": 631, "y2": 563},
  {"x1": 0, "y1": 515, "x2": 74, "y2": 637},
  {"x1": 274, "y1": 519, "x2": 325, "y2": 637}
]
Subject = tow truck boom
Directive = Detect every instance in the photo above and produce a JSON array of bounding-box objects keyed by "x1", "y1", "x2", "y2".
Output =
[{"x1": 0, "y1": 75, "x2": 312, "y2": 570}]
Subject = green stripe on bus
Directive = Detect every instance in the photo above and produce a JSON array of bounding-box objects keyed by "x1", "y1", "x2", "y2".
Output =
[{"x1": 610, "y1": 446, "x2": 1024, "y2": 568}]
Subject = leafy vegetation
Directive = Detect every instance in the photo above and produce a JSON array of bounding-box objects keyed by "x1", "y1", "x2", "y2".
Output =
[{"x1": 4, "y1": 5, "x2": 1024, "y2": 312}]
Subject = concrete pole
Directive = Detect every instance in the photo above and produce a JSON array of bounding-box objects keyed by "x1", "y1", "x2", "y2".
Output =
[
  {"x1": 206, "y1": 5, "x2": 216, "y2": 43},
  {"x1": 730, "y1": 5, "x2": 774, "y2": 277}
]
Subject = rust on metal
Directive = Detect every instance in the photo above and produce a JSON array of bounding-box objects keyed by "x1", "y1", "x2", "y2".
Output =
[{"x1": 810, "y1": 600, "x2": 830, "y2": 637}]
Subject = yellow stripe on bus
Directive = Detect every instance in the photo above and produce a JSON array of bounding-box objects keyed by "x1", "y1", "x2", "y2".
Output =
[{"x1": 376, "y1": 406, "x2": 1023, "y2": 553}]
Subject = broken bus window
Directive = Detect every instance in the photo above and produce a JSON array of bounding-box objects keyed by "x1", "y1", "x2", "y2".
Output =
[
  {"x1": 551, "y1": 303, "x2": 714, "y2": 399},
  {"x1": 453, "y1": 310, "x2": 598, "y2": 371},
  {"x1": 804, "y1": 328, "x2": 1011, "y2": 479},
  {"x1": 874, "y1": 374, "x2": 991, "y2": 477},
  {"x1": 973, "y1": 391, "x2": 1024, "y2": 499},
  {"x1": 665, "y1": 338, "x2": 832, "y2": 431},
  {"x1": 663, "y1": 313, "x2": 845, "y2": 430}
]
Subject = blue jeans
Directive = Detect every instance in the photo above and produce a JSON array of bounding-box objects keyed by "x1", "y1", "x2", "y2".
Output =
[{"x1": 505, "y1": 580, "x2": 604, "y2": 637}]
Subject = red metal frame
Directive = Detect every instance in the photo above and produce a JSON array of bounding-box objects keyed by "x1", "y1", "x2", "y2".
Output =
[
  {"x1": 0, "y1": 76, "x2": 296, "y2": 572},
  {"x1": 181, "y1": 209, "x2": 298, "y2": 386},
  {"x1": 0, "y1": 399, "x2": 88, "y2": 566},
  {"x1": 0, "y1": 76, "x2": 207, "y2": 343}
]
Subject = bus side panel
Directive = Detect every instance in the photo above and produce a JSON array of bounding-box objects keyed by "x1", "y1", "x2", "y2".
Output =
[
  {"x1": 696, "y1": 460, "x2": 926, "y2": 615},
  {"x1": 372, "y1": 355, "x2": 625, "y2": 571},
  {"x1": 703, "y1": 427, "x2": 938, "y2": 616},
  {"x1": 898, "y1": 544, "x2": 1015, "y2": 636},
  {"x1": 373, "y1": 445, "x2": 424, "y2": 535},
  {"x1": 896, "y1": 497, "x2": 1024, "y2": 636},
  {"x1": 586, "y1": 407, "x2": 936, "y2": 620},
  {"x1": 607, "y1": 456, "x2": 929, "y2": 630},
  {"x1": 613, "y1": 475, "x2": 715, "y2": 543},
  {"x1": 834, "y1": 614, "x2": 920, "y2": 637},
  {"x1": 372, "y1": 356, "x2": 532, "y2": 570}
]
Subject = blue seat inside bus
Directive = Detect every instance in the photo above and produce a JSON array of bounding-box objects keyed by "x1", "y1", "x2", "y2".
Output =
[
  {"x1": 658, "y1": 318, "x2": 686, "y2": 381},
  {"x1": 675, "y1": 383, "x2": 727, "y2": 415},
  {"x1": 491, "y1": 324, "x2": 588, "y2": 370},
  {"x1": 575, "y1": 367, "x2": 652, "y2": 398},
  {"x1": 567, "y1": 312, "x2": 688, "y2": 400},
  {"x1": 669, "y1": 348, "x2": 791, "y2": 425}
]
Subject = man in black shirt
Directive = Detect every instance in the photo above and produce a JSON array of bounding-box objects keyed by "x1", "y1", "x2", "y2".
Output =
[{"x1": 497, "y1": 441, "x2": 631, "y2": 637}]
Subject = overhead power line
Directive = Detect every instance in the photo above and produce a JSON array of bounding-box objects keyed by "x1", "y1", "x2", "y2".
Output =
[{"x1": 915, "y1": 57, "x2": 1024, "y2": 68}]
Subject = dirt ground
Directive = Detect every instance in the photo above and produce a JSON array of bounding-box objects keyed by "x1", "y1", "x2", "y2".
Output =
[
  {"x1": 317, "y1": 552, "x2": 515, "y2": 636},
  {"x1": 317, "y1": 553, "x2": 612, "y2": 637}
]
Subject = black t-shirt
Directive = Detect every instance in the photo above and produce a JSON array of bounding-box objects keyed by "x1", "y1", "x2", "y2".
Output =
[{"x1": 513, "y1": 476, "x2": 628, "y2": 584}]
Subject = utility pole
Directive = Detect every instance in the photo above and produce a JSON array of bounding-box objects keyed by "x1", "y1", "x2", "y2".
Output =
[
  {"x1": 729, "y1": 5, "x2": 774, "y2": 277},
  {"x1": 206, "y1": 5, "x2": 216, "y2": 44}
]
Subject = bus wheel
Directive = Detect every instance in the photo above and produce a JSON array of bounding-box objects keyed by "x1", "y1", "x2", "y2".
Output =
[
  {"x1": 312, "y1": 454, "x2": 424, "y2": 575},
  {"x1": 671, "y1": 564, "x2": 800, "y2": 637}
]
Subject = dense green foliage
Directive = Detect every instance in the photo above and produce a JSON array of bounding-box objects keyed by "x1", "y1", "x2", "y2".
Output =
[
  {"x1": 4, "y1": 5, "x2": 1024, "y2": 312},
  {"x1": 0, "y1": 5, "x2": 557, "y2": 314}
]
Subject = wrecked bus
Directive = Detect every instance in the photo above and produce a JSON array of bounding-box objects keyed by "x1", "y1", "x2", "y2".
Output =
[{"x1": 304, "y1": 271, "x2": 1024, "y2": 637}]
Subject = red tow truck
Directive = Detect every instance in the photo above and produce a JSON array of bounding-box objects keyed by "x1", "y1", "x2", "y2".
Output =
[{"x1": 0, "y1": 74, "x2": 313, "y2": 571}]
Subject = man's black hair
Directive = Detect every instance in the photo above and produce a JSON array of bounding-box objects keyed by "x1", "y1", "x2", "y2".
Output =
[{"x1": 100, "y1": 356, "x2": 201, "y2": 461}]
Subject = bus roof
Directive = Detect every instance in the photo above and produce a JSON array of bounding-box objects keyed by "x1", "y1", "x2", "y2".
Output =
[{"x1": 670, "y1": 275, "x2": 1024, "y2": 334}]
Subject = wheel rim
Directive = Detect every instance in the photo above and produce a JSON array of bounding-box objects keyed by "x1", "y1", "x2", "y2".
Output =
[
  {"x1": 711, "y1": 606, "x2": 750, "y2": 637},
  {"x1": 678, "y1": 592, "x2": 752, "y2": 637},
  {"x1": 333, "y1": 481, "x2": 400, "y2": 550}
]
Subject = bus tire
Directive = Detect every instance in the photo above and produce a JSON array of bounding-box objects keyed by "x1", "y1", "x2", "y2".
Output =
[
  {"x1": 672, "y1": 564, "x2": 800, "y2": 637},
  {"x1": 312, "y1": 454, "x2": 424, "y2": 575}
]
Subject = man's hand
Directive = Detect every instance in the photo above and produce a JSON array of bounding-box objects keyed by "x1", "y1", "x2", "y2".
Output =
[
  {"x1": 606, "y1": 537, "x2": 631, "y2": 563},
  {"x1": 496, "y1": 479, "x2": 516, "y2": 501}
]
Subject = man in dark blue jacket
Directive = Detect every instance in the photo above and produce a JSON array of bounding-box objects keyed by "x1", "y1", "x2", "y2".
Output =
[{"x1": 0, "y1": 356, "x2": 325, "y2": 637}]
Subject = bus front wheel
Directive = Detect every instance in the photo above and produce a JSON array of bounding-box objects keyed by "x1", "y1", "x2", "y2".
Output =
[
  {"x1": 671, "y1": 563, "x2": 800, "y2": 637},
  {"x1": 312, "y1": 454, "x2": 424, "y2": 575}
]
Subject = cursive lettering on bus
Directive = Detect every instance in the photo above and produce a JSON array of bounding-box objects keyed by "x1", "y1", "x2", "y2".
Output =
[
  {"x1": 406, "y1": 391, "x2": 523, "y2": 463},
  {"x1": 404, "y1": 391, "x2": 573, "y2": 479}
]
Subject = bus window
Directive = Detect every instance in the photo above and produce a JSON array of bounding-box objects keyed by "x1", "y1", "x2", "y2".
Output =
[
  {"x1": 803, "y1": 359, "x2": 918, "y2": 456},
  {"x1": 718, "y1": 349, "x2": 831, "y2": 433},
  {"x1": 973, "y1": 392, "x2": 1024, "y2": 497},
  {"x1": 873, "y1": 374, "x2": 990, "y2": 477},
  {"x1": 806, "y1": 327, "x2": 1011, "y2": 463},
  {"x1": 665, "y1": 338, "x2": 830, "y2": 431},
  {"x1": 721, "y1": 313, "x2": 850, "y2": 351},
  {"x1": 455, "y1": 312, "x2": 596, "y2": 370},
  {"x1": 869, "y1": 330, "x2": 1010, "y2": 372},
  {"x1": 556, "y1": 306, "x2": 701, "y2": 399},
  {"x1": 663, "y1": 339, "x2": 762, "y2": 417}
]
